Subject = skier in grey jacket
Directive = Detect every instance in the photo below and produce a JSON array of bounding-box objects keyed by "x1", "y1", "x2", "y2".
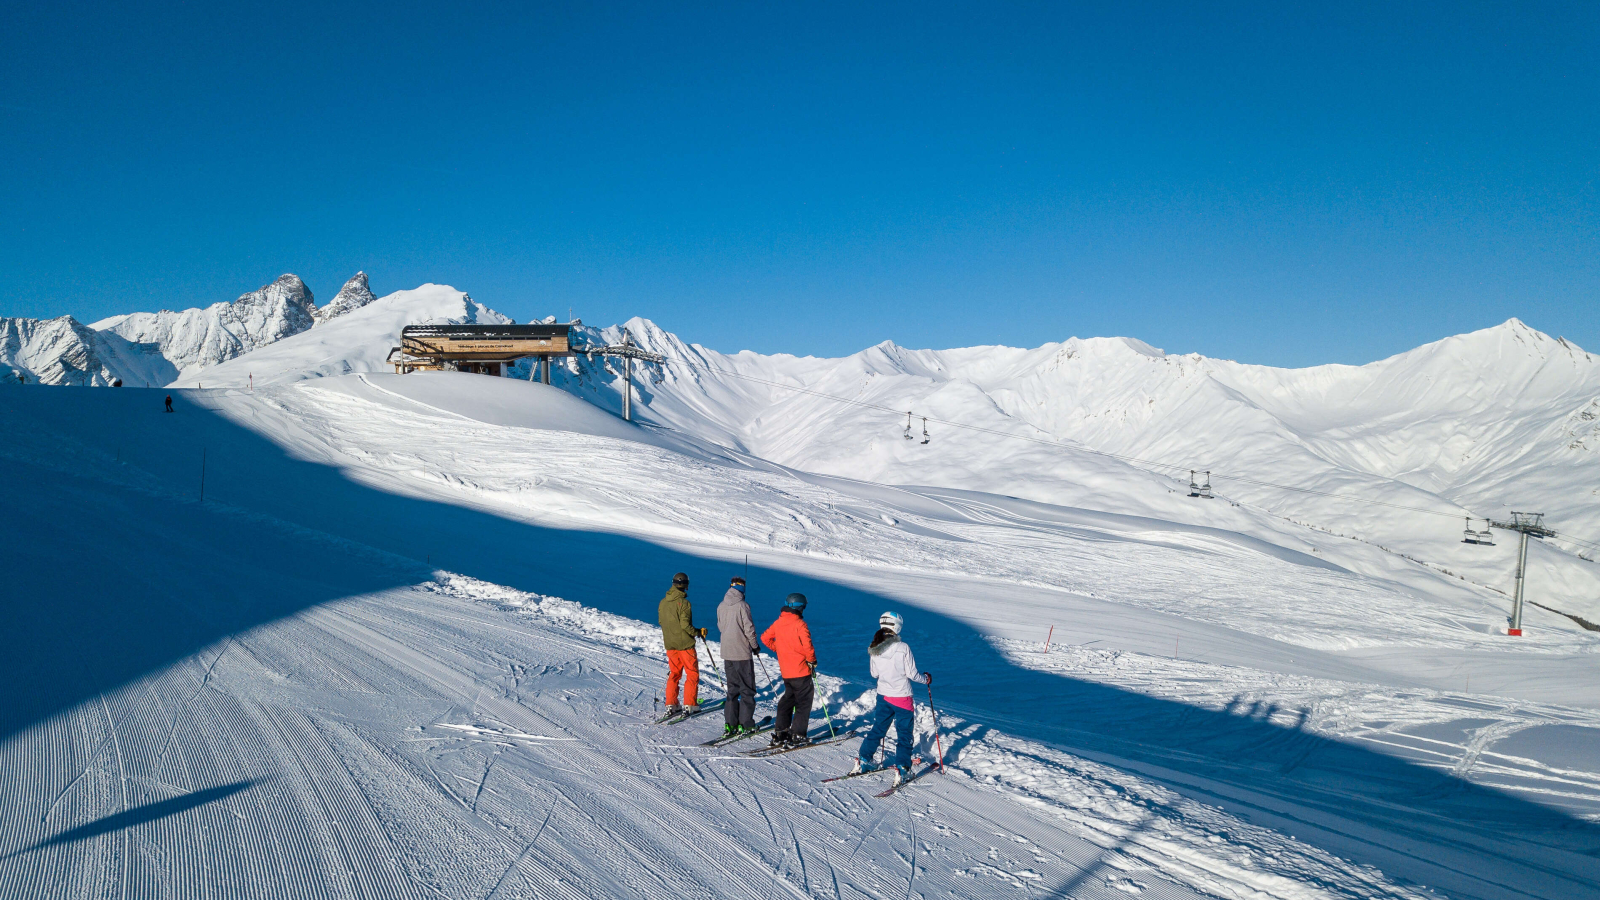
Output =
[{"x1": 716, "y1": 577, "x2": 762, "y2": 735}]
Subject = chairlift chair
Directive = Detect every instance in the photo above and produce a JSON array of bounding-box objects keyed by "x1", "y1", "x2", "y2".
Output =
[
  {"x1": 903, "y1": 412, "x2": 914, "y2": 440},
  {"x1": 1462, "y1": 517, "x2": 1482, "y2": 544},
  {"x1": 1188, "y1": 470, "x2": 1201, "y2": 498},
  {"x1": 1198, "y1": 471, "x2": 1214, "y2": 499},
  {"x1": 920, "y1": 417, "x2": 930, "y2": 445},
  {"x1": 1476, "y1": 520, "x2": 1495, "y2": 546}
]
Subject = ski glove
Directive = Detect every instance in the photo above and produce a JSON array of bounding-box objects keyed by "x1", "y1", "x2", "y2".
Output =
[
  {"x1": 696, "y1": 627, "x2": 708, "y2": 639},
  {"x1": 923, "y1": 672, "x2": 932, "y2": 686}
]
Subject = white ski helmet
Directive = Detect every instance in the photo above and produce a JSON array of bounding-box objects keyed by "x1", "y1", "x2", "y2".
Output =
[{"x1": 879, "y1": 611, "x2": 903, "y2": 634}]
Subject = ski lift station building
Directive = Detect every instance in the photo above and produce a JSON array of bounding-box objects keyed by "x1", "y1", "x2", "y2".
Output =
[{"x1": 387, "y1": 324, "x2": 574, "y2": 381}]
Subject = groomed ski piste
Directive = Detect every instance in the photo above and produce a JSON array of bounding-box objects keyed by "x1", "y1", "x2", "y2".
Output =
[{"x1": 4, "y1": 289, "x2": 1600, "y2": 899}]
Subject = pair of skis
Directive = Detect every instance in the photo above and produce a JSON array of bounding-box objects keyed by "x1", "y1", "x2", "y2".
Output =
[
  {"x1": 700, "y1": 715, "x2": 775, "y2": 746},
  {"x1": 822, "y1": 757, "x2": 935, "y2": 797},
  {"x1": 820, "y1": 756, "x2": 922, "y2": 784},
  {"x1": 705, "y1": 716, "x2": 936, "y2": 797},
  {"x1": 654, "y1": 698, "x2": 725, "y2": 725},
  {"x1": 741, "y1": 729, "x2": 860, "y2": 758}
]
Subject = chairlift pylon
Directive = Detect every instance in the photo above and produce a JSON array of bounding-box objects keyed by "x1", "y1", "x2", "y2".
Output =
[{"x1": 920, "y1": 417, "x2": 930, "y2": 445}]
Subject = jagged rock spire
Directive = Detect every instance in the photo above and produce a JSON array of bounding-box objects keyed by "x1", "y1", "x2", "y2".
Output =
[{"x1": 315, "y1": 272, "x2": 378, "y2": 325}]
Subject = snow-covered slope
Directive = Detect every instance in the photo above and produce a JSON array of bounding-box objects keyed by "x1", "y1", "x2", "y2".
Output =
[
  {"x1": 0, "y1": 315, "x2": 177, "y2": 386},
  {"x1": 4, "y1": 376, "x2": 1599, "y2": 899},
  {"x1": 91, "y1": 274, "x2": 318, "y2": 381},
  {"x1": 567, "y1": 317, "x2": 1600, "y2": 535},
  {"x1": 171, "y1": 283, "x2": 511, "y2": 388},
  {"x1": 152, "y1": 290, "x2": 1600, "y2": 621},
  {"x1": 548, "y1": 317, "x2": 1600, "y2": 621}
]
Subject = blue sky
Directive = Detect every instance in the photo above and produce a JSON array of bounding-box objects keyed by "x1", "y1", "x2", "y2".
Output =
[{"x1": 2, "y1": 1, "x2": 1594, "y2": 366}]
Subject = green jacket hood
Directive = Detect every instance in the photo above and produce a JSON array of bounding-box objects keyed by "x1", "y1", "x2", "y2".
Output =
[{"x1": 658, "y1": 587, "x2": 696, "y2": 651}]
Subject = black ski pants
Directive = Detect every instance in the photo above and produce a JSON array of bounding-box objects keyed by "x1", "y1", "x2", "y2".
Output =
[
  {"x1": 774, "y1": 676, "x2": 814, "y2": 740},
  {"x1": 723, "y1": 659, "x2": 757, "y2": 728}
]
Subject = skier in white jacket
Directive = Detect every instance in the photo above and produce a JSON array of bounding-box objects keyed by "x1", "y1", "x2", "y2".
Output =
[{"x1": 852, "y1": 612, "x2": 930, "y2": 782}]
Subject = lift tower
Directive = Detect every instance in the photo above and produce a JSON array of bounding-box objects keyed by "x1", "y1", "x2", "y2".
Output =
[
  {"x1": 586, "y1": 329, "x2": 665, "y2": 422},
  {"x1": 1489, "y1": 512, "x2": 1557, "y2": 636}
]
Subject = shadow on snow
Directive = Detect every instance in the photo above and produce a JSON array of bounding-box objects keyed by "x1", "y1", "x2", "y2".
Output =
[{"x1": 2, "y1": 782, "x2": 256, "y2": 860}]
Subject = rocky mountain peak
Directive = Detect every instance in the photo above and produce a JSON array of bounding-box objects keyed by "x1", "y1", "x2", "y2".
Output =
[
  {"x1": 92, "y1": 273, "x2": 321, "y2": 381},
  {"x1": 314, "y1": 272, "x2": 378, "y2": 325},
  {"x1": 233, "y1": 274, "x2": 316, "y2": 340}
]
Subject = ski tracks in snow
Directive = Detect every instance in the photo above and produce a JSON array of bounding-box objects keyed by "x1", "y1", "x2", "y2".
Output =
[
  {"x1": 7, "y1": 566, "x2": 1587, "y2": 900},
  {"x1": 2, "y1": 581, "x2": 1273, "y2": 900}
]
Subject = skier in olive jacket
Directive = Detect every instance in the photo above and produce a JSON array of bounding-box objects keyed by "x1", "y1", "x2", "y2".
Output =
[
  {"x1": 658, "y1": 572, "x2": 705, "y2": 714},
  {"x1": 716, "y1": 577, "x2": 761, "y2": 735}
]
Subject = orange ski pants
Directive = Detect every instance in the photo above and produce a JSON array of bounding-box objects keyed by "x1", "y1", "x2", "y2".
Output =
[{"x1": 665, "y1": 648, "x2": 700, "y2": 706}]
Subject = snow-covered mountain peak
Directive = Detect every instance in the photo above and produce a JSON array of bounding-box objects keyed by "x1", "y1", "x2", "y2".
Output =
[
  {"x1": 237, "y1": 274, "x2": 315, "y2": 325},
  {"x1": 90, "y1": 273, "x2": 320, "y2": 381},
  {"x1": 1400, "y1": 318, "x2": 1590, "y2": 368},
  {"x1": 314, "y1": 271, "x2": 378, "y2": 325},
  {"x1": 171, "y1": 283, "x2": 513, "y2": 388},
  {"x1": 0, "y1": 315, "x2": 176, "y2": 386},
  {"x1": 1058, "y1": 334, "x2": 1167, "y2": 361}
]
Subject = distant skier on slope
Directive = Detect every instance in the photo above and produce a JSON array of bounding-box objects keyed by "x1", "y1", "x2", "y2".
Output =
[
  {"x1": 659, "y1": 572, "x2": 705, "y2": 715},
  {"x1": 717, "y1": 576, "x2": 762, "y2": 738},
  {"x1": 164, "y1": 395, "x2": 173, "y2": 413},
  {"x1": 851, "y1": 611, "x2": 931, "y2": 786},
  {"x1": 760, "y1": 593, "x2": 817, "y2": 748}
]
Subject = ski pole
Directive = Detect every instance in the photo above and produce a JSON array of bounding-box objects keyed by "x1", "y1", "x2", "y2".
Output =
[
  {"x1": 698, "y1": 633, "x2": 724, "y2": 686},
  {"x1": 924, "y1": 679, "x2": 945, "y2": 773},
  {"x1": 758, "y1": 648, "x2": 782, "y2": 699},
  {"x1": 814, "y1": 674, "x2": 837, "y2": 739}
]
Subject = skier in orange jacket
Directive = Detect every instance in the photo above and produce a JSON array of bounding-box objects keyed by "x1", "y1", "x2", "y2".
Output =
[{"x1": 760, "y1": 593, "x2": 817, "y2": 747}]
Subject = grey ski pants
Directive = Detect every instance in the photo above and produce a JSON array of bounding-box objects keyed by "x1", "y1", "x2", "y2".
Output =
[{"x1": 724, "y1": 659, "x2": 757, "y2": 727}]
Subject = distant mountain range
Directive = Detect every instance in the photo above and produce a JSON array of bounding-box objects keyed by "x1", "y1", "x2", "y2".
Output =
[
  {"x1": 6, "y1": 275, "x2": 1598, "y2": 616},
  {"x1": 0, "y1": 272, "x2": 377, "y2": 387}
]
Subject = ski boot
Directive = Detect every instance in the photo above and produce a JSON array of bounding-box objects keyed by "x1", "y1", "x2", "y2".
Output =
[
  {"x1": 892, "y1": 766, "x2": 910, "y2": 788},
  {"x1": 849, "y1": 758, "x2": 875, "y2": 776},
  {"x1": 723, "y1": 724, "x2": 738, "y2": 738}
]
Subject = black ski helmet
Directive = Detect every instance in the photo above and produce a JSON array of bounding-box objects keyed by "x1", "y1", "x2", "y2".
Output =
[
  {"x1": 672, "y1": 572, "x2": 689, "y2": 587},
  {"x1": 783, "y1": 592, "x2": 807, "y2": 612}
]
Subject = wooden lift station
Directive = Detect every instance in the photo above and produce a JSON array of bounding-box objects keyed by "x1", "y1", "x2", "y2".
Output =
[{"x1": 387, "y1": 324, "x2": 573, "y2": 382}]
